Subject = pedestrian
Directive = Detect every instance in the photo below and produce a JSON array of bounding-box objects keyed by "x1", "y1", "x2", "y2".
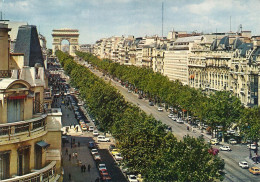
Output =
[
  {"x1": 65, "y1": 148, "x2": 68, "y2": 155},
  {"x1": 75, "y1": 152, "x2": 78, "y2": 159},
  {"x1": 76, "y1": 126, "x2": 78, "y2": 132},
  {"x1": 78, "y1": 141, "x2": 80, "y2": 147},
  {"x1": 69, "y1": 154, "x2": 71, "y2": 161},
  {"x1": 69, "y1": 173, "x2": 71, "y2": 181},
  {"x1": 81, "y1": 164, "x2": 84, "y2": 172},
  {"x1": 83, "y1": 164, "x2": 86, "y2": 172},
  {"x1": 95, "y1": 177, "x2": 100, "y2": 182},
  {"x1": 187, "y1": 126, "x2": 189, "y2": 131},
  {"x1": 88, "y1": 164, "x2": 91, "y2": 172},
  {"x1": 70, "y1": 124, "x2": 72, "y2": 129}
]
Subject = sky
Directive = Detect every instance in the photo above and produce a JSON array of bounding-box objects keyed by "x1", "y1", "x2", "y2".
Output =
[{"x1": 2, "y1": 0, "x2": 260, "y2": 48}]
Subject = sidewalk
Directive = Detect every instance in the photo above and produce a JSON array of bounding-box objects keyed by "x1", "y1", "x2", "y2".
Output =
[{"x1": 61, "y1": 100, "x2": 100, "y2": 182}]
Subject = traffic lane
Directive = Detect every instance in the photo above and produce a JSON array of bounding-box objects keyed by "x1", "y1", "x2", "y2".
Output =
[
  {"x1": 98, "y1": 149, "x2": 127, "y2": 182},
  {"x1": 218, "y1": 145, "x2": 259, "y2": 182},
  {"x1": 112, "y1": 80, "x2": 200, "y2": 140}
]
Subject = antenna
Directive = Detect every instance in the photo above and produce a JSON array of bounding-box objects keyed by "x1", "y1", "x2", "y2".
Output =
[
  {"x1": 162, "y1": 2, "x2": 164, "y2": 37},
  {"x1": 230, "y1": 16, "x2": 232, "y2": 32}
]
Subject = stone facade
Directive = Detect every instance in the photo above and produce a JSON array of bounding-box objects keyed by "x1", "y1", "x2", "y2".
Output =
[
  {"x1": 89, "y1": 30, "x2": 260, "y2": 107},
  {"x1": 0, "y1": 23, "x2": 62, "y2": 181}
]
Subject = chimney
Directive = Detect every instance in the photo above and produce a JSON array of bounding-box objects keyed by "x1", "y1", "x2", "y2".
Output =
[{"x1": 0, "y1": 23, "x2": 11, "y2": 72}]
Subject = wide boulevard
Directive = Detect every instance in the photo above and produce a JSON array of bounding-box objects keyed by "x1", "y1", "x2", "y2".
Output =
[{"x1": 77, "y1": 59, "x2": 259, "y2": 182}]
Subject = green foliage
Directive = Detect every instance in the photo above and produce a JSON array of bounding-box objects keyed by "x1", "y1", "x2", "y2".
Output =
[
  {"x1": 205, "y1": 91, "x2": 243, "y2": 134},
  {"x1": 57, "y1": 51, "x2": 225, "y2": 181},
  {"x1": 239, "y1": 107, "x2": 260, "y2": 142}
]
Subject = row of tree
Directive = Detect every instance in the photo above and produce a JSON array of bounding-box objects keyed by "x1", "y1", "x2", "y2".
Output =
[
  {"x1": 75, "y1": 51, "x2": 259, "y2": 145},
  {"x1": 57, "y1": 50, "x2": 225, "y2": 181}
]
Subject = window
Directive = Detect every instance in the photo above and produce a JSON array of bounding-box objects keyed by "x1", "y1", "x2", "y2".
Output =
[{"x1": 0, "y1": 151, "x2": 10, "y2": 180}]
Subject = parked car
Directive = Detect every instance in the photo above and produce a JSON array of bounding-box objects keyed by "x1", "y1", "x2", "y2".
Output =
[
  {"x1": 91, "y1": 149, "x2": 98, "y2": 155},
  {"x1": 127, "y1": 175, "x2": 138, "y2": 182},
  {"x1": 100, "y1": 173, "x2": 112, "y2": 181},
  {"x1": 89, "y1": 126, "x2": 94, "y2": 132},
  {"x1": 98, "y1": 164, "x2": 107, "y2": 171},
  {"x1": 149, "y1": 101, "x2": 154, "y2": 106},
  {"x1": 249, "y1": 167, "x2": 260, "y2": 175},
  {"x1": 97, "y1": 135, "x2": 110, "y2": 142},
  {"x1": 227, "y1": 130, "x2": 236, "y2": 135},
  {"x1": 238, "y1": 161, "x2": 249, "y2": 169},
  {"x1": 94, "y1": 154, "x2": 101, "y2": 161},
  {"x1": 111, "y1": 149, "x2": 120, "y2": 156},
  {"x1": 247, "y1": 144, "x2": 257, "y2": 150},
  {"x1": 81, "y1": 124, "x2": 88, "y2": 131},
  {"x1": 93, "y1": 130, "x2": 99, "y2": 136},
  {"x1": 88, "y1": 141, "x2": 95, "y2": 149},
  {"x1": 168, "y1": 114, "x2": 174, "y2": 118},
  {"x1": 220, "y1": 145, "x2": 231, "y2": 151},
  {"x1": 210, "y1": 138, "x2": 219, "y2": 145},
  {"x1": 176, "y1": 118, "x2": 184, "y2": 124},
  {"x1": 115, "y1": 153, "x2": 123, "y2": 161},
  {"x1": 99, "y1": 169, "x2": 109, "y2": 176},
  {"x1": 158, "y1": 107, "x2": 163, "y2": 112},
  {"x1": 229, "y1": 138, "x2": 237, "y2": 144}
]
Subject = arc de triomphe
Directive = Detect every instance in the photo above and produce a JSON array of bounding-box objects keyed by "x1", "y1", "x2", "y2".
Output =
[{"x1": 52, "y1": 29, "x2": 79, "y2": 56}]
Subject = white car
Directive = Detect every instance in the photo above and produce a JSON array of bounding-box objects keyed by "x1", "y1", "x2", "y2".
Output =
[
  {"x1": 168, "y1": 114, "x2": 174, "y2": 118},
  {"x1": 127, "y1": 175, "x2": 138, "y2": 182},
  {"x1": 115, "y1": 153, "x2": 123, "y2": 161},
  {"x1": 172, "y1": 117, "x2": 177, "y2": 121},
  {"x1": 158, "y1": 107, "x2": 163, "y2": 112},
  {"x1": 229, "y1": 138, "x2": 237, "y2": 144},
  {"x1": 247, "y1": 144, "x2": 256, "y2": 150},
  {"x1": 97, "y1": 135, "x2": 110, "y2": 142},
  {"x1": 89, "y1": 126, "x2": 94, "y2": 132},
  {"x1": 239, "y1": 161, "x2": 249, "y2": 169},
  {"x1": 176, "y1": 118, "x2": 184, "y2": 124},
  {"x1": 220, "y1": 145, "x2": 231, "y2": 151},
  {"x1": 93, "y1": 130, "x2": 99, "y2": 136},
  {"x1": 98, "y1": 164, "x2": 106, "y2": 171},
  {"x1": 91, "y1": 149, "x2": 98, "y2": 155},
  {"x1": 227, "y1": 130, "x2": 236, "y2": 135}
]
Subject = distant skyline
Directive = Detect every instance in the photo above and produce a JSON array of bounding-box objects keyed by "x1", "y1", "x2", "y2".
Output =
[{"x1": 3, "y1": 0, "x2": 260, "y2": 48}]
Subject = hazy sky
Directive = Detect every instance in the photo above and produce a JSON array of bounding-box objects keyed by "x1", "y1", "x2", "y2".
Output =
[{"x1": 3, "y1": 0, "x2": 260, "y2": 48}]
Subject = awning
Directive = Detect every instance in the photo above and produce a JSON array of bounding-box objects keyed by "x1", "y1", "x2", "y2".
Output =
[
  {"x1": 36, "y1": 141, "x2": 50, "y2": 149},
  {"x1": 8, "y1": 95, "x2": 26, "y2": 100}
]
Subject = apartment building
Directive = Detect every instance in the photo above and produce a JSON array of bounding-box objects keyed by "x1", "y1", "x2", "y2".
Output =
[
  {"x1": 164, "y1": 36, "x2": 203, "y2": 85},
  {"x1": 0, "y1": 23, "x2": 62, "y2": 181},
  {"x1": 188, "y1": 33, "x2": 260, "y2": 106}
]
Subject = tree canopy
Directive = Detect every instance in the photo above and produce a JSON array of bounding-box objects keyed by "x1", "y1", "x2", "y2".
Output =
[{"x1": 56, "y1": 51, "x2": 225, "y2": 181}]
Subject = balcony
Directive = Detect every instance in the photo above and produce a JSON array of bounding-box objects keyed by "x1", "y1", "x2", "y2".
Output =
[
  {"x1": 2, "y1": 161, "x2": 59, "y2": 182},
  {"x1": 0, "y1": 114, "x2": 47, "y2": 145}
]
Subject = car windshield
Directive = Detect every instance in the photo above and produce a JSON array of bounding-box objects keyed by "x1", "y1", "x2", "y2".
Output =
[{"x1": 130, "y1": 176, "x2": 137, "y2": 179}]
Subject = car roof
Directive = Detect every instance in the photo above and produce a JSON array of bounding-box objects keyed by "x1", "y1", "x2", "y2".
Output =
[
  {"x1": 252, "y1": 167, "x2": 260, "y2": 169},
  {"x1": 240, "y1": 161, "x2": 247, "y2": 163}
]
